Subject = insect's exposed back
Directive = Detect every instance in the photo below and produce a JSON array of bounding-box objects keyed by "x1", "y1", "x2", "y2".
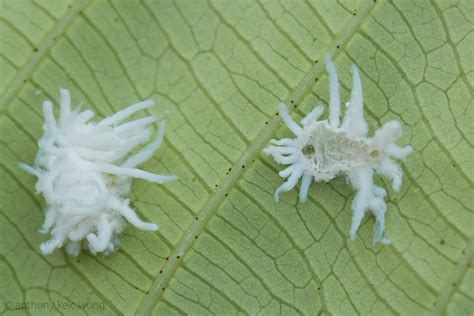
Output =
[
  {"x1": 299, "y1": 121, "x2": 369, "y2": 181},
  {"x1": 19, "y1": 89, "x2": 177, "y2": 256},
  {"x1": 263, "y1": 54, "x2": 412, "y2": 245}
]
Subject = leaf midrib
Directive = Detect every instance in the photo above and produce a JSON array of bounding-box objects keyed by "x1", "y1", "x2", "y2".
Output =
[
  {"x1": 431, "y1": 238, "x2": 474, "y2": 315},
  {"x1": 136, "y1": 0, "x2": 377, "y2": 314},
  {"x1": 0, "y1": 0, "x2": 91, "y2": 113}
]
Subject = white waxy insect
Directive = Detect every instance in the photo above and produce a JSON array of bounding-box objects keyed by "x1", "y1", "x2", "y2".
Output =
[
  {"x1": 20, "y1": 89, "x2": 177, "y2": 256},
  {"x1": 263, "y1": 54, "x2": 412, "y2": 245}
]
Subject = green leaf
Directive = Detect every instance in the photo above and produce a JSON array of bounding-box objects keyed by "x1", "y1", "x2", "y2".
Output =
[{"x1": 1, "y1": 0, "x2": 473, "y2": 314}]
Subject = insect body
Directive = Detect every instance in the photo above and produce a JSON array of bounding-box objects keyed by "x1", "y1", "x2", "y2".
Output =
[
  {"x1": 263, "y1": 54, "x2": 412, "y2": 245},
  {"x1": 20, "y1": 89, "x2": 177, "y2": 256}
]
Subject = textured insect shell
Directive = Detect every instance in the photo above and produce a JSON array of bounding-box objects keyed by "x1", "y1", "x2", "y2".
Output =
[{"x1": 296, "y1": 120, "x2": 369, "y2": 181}]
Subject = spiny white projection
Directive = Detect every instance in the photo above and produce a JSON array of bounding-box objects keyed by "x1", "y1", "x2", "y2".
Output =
[
  {"x1": 19, "y1": 89, "x2": 177, "y2": 256},
  {"x1": 263, "y1": 54, "x2": 412, "y2": 245}
]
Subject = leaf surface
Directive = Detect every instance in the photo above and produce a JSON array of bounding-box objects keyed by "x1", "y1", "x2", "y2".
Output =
[{"x1": 0, "y1": 0, "x2": 473, "y2": 315}]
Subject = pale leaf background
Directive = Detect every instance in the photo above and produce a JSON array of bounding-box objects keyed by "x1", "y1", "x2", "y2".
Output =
[{"x1": 0, "y1": 0, "x2": 473, "y2": 315}]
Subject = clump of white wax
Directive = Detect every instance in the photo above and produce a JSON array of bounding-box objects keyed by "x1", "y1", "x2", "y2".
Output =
[{"x1": 20, "y1": 89, "x2": 177, "y2": 256}]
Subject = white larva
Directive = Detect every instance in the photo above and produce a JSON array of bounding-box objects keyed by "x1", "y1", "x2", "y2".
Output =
[
  {"x1": 20, "y1": 89, "x2": 177, "y2": 256},
  {"x1": 263, "y1": 54, "x2": 412, "y2": 245}
]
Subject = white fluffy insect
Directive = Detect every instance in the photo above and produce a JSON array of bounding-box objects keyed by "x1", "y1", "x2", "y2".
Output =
[
  {"x1": 263, "y1": 54, "x2": 412, "y2": 245},
  {"x1": 20, "y1": 89, "x2": 177, "y2": 256}
]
